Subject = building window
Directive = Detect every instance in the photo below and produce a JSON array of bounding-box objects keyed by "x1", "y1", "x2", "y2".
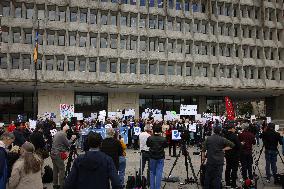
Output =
[
  {"x1": 110, "y1": 35, "x2": 117, "y2": 49},
  {"x1": 120, "y1": 14, "x2": 127, "y2": 26},
  {"x1": 176, "y1": 20, "x2": 182, "y2": 31},
  {"x1": 36, "y1": 55, "x2": 42, "y2": 70},
  {"x1": 78, "y1": 59, "x2": 86, "y2": 72},
  {"x1": 140, "y1": 38, "x2": 146, "y2": 51},
  {"x1": 80, "y1": 9, "x2": 87, "y2": 23},
  {"x1": 48, "y1": 6, "x2": 56, "y2": 21},
  {"x1": 186, "y1": 64, "x2": 191, "y2": 76},
  {"x1": 186, "y1": 42, "x2": 191, "y2": 54},
  {"x1": 58, "y1": 32, "x2": 65, "y2": 46},
  {"x1": 149, "y1": 16, "x2": 156, "y2": 29},
  {"x1": 37, "y1": 31, "x2": 43, "y2": 45},
  {"x1": 0, "y1": 28, "x2": 8, "y2": 43},
  {"x1": 2, "y1": 1, "x2": 10, "y2": 17},
  {"x1": 158, "y1": 17, "x2": 164, "y2": 30},
  {"x1": 79, "y1": 34, "x2": 87, "y2": 47},
  {"x1": 167, "y1": 18, "x2": 173, "y2": 30},
  {"x1": 110, "y1": 60, "x2": 117, "y2": 73},
  {"x1": 46, "y1": 57, "x2": 54, "y2": 71},
  {"x1": 15, "y1": 3, "x2": 22, "y2": 18},
  {"x1": 24, "y1": 29, "x2": 32, "y2": 44},
  {"x1": 176, "y1": 41, "x2": 182, "y2": 53},
  {"x1": 130, "y1": 37, "x2": 137, "y2": 50},
  {"x1": 140, "y1": 0, "x2": 146, "y2": 6},
  {"x1": 100, "y1": 36, "x2": 108, "y2": 48},
  {"x1": 100, "y1": 59, "x2": 107, "y2": 72},
  {"x1": 168, "y1": 63, "x2": 174, "y2": 75},
  {"x1": 56, "y1": 58, "x2": 64, "y2": 71},
  {"x1": 120, "y1": 36, "x2": 127, "y2": 49},
  {"x1": 139, "y1": 15, "x2": 146, "y2": 28},
  {"x1": 159, "y1": 63, "x2": 165, "y2": 75},
  {"x1": 22, "y1": 55, "x2": 31, "y2": 70},
  {"x1": 68, "y1": 58, "x2": 75, "y2": 71},
  {"x1": 90, "y1": 35, "x2": 97, "y2": 48},
  {"x1": 130, "y1": 61, "x2": 136, "y2": 74},
  {"x1": 140, "y1": 62, "x2": 147, "y2": 74},
  {"x1": 111, "y1": 13, "x2": 117, "y2": 26},
  {"x1": 26, "y1": 5, "x2": 34, "y2": 19},
  {"x1": 0, "y1": 55, "x2": 7, "y2": 69},
  {"x1": 101, "y1": 13, "x2": 108, "y2": 25},
  {"x1": 70, "y1": 8, "x2": 77, "y2": 22},
  {"x1": 176, "y1": 64, "x2": 182, "y2": 76},
  {"x1": 130, "y1": 15, "x2": 137, "y2": 27},
  {"x1": 90, "y1": 10, "x2": 97, "y2": 24},
  {"x1": 11, "y1": 56, "x2": 20, "y2": 69},
  {"x1": 158, "y1": 40, "x2": 165, "y2": 52},
  {"x1": 149, "y1": 63, "x2": 156, "y2": 75},
  {"x1": 168, "y1": 40, "x2": 174, "y2": 53},
  {"x1": 47, "y1": 31, "x2": 55, "y2": 45},
  {"x1": 37, "y1": 6, "x2": 45, "y2": 20},
  {"x1": 89, "y1": 59, "x2": 96, "y2": 72},
  {"x1": 58, "y1": 7, "x2": 66, "y2": 22},
  {"x1": 13, "y1": 29, "x2": 21, "y2": 43},
  {"x1": 120, "y1": 61, "x2": 127, "y2": 73},
  {"x1": 149, "y1": 38, "x2": 155, "y2": 51},
  {"x1": 69, "y1": 33, "x2": 76, "y2": 46}
]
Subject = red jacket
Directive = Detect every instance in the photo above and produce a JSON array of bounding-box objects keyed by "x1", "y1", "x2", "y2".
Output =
[
  {"x1": 7, "y1": 124, "x2": 16, "y2": 132},
  {"x1": 239, "y1": 131, "x2": 256, "y2": 154}
]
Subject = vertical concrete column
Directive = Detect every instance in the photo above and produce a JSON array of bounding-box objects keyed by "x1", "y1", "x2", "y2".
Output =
[
  {"x1": 108, "y1": 92, "x2": 140, "y2": 119},
  {"x1": 38, "y1": 90, "x2": 74, "y2": 122},
  {"x1": 266, "y1": 95, "x2": 284, "y2": 120},
  {"x1": 198, "y1": 96, "x2": 207, "y2": 114}
]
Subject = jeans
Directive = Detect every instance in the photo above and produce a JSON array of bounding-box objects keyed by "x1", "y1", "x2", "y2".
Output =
[
  {"x1": 225, "y1": 158, "x2": 239, "y2": 187},
  {"x1": 265, "y1": 150, "x2": 277, "y2": 179},
  {"x1": 240, "y1": 153, "x2": 253, "y2": 180},
  {"x1": 52, "y1": 155, "x2": 65, "y2": 188},
  {"x1": 204, "y1": 164, "x2": 223, "y2": 189},
  {"x1": 149, "y1": 158, "x2": 164, "y2": 189},
  {"x1": 119, "y1": 156, "x2": 126, "y2": 186}
]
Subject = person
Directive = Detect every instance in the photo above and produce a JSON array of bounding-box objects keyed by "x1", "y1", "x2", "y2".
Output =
[
  {"x1": 13, "y1": 123, "x2": 26, "y2": 147},
  {"x1": 201, "y1": 127, "x2": 235, "y2": 189},
  {"x1": 8, "y1": 142, "x2": 43, "y2": 189},
  {"x1": 30, "y1": 123, "x2": 48, "y2": 159},
  {"x1": 7, "y1": 122, "x2": 16, "y2": 133},
  {"x1": 118, "y1": 135, "x2": 127, "y2": 187},
  {"x1": 0, "y1": 132, "x2": 15, "y2": 189},
  {"x1": 139, "y1": 124, "x2": 152, "y2": 183},
  {"x1": 282, "y1": 129, "x2": 284, "y2": 156},
  {"x1": 64, "y1": 132, "x2": 121, "y2": 189},
  {"x1": 146, "y1": 124, "x2": 167, "y2": 189},
  {"x1": 238, "y1": 123, "x2": 256, "y2": 181},
  {"x1": 101, "y1": 128, "x2": 123, "y2": 171},
  {"x1": 262, "y1": 122, "x2": 283, "y2": 183},
  {"x1": 51, "y1": 123, "x2": 76, "y2": 189},
  {"x1": 224, "y1": 125, "x2": 241, "y2": 188}
]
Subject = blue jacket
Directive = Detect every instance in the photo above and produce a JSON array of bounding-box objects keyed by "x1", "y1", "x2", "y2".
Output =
[
  {"x1": 0, "y1": 147, "x2": 8, "y2": 189},
  {"x1": 64, "y1": 150, "x2": 121, "y2": 189}
]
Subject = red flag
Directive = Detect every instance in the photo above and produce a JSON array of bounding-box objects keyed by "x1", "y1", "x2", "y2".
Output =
[{"x1": 225, "y1": 96, "x2": 235, "y2": 120}]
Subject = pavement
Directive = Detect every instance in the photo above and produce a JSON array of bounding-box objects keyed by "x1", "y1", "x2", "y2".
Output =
[{"x1": 44, "y1": 144, "x2": 283, "y2": 189}]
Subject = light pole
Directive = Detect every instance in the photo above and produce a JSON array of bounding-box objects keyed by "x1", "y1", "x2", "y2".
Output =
[{"x1": 33, "y1": 18, "x2": 39, "y2": 120}]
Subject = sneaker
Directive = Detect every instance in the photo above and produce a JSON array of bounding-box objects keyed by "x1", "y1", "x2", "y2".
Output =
[{"x1": 266, "y1": 179, "x2": 270, "y2": 183}]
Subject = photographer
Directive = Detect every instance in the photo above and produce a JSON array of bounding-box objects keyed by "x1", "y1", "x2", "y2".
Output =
[
  {"x1": 201, "y1": 127, "x2": 235, "y2": 189},
  {"x1": 51, "y1": 123, "x2": 76, "y2": 189},
  {"x1": 262, "y1": 122, "x2": 283, "y2": 183}
]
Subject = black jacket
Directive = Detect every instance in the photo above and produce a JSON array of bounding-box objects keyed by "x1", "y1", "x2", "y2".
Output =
[
  {"x1": 30, "y1": 131, "x2": 45, "y2": 151},
  {"x1": 101, "y1": 138, "x2": 123, "y2": 170},
  {"x1": 64, "y1": 150, "x2": 121, "y2": 189},
  {"x1": 224, "y1": 131, "x2": 241, "y2": 160},
  {"x1": 262, "y1": 129, "x2": 283, "y2": 151},
  {"x1": 146, "y1": 135, "x2": 168, "y2": 160},
  {"x1": 13, "y1": 128, "x2": 26, "y2": 146}
]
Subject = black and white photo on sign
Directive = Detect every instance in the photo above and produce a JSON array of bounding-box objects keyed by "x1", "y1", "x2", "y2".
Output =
[{"x1": 180, "y1": 105, "x2": 197, "y2": 115}]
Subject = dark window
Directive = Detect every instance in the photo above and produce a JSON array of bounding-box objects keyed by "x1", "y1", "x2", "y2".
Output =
[
  {"x1": 70, "y1": 9, "x2": 77, "y2": 22},
  {"x1": 149, "y1": 63, "x2": 156, "y2": 75},
  {"x1": 80, "y1": 10, "x2": 87, "y2": 23},
  {"x1": 24, "y1": 30, "x2": 32, "y2": 44},
  {"x1": 69, "y1": 33, "x2": 76, "y2": 46},
  {"x1": 68, "y1": 58, "x2": 75, "y2": 71},
  {"x1": 101, "y1": 13, "x2": 108, "y2": 25},
  {"x1": 2, "y1": 1, "x2": 10, "y2": 17},
  {"x1": 79, "y1": 35, "x2": 87, "y2": 47},
  {"x1": 1, "y1": 28, "x2": 8, "y2": 43},
  {"x1": 47, "y1": 32, "x2": 55, "y2": 45},
  {"x1": 90, "y1": 11, "x2": 97, "y2": 24},
  {"x1": 13, "y1": 30, "x2": 21, "y2": 43},
  {"x1": 78, "y1": 59, "x2": 86, "y2": 72},
  {"x1": 140, "y1": 62, "x2": 147, "y2": 74},
  {"x1": 130, "y1": 62, "x2": 136, "y2": 74},
  {"x1": 48, "y1": 8, "x2": 56, "y2": 21},
  {"x1": 59, "y1": 7, "x2": 66, "y2": 22},
  {"x1": 22, "y1": 56, "x2": 31, "y2": 70},
  {"x1": 110, "y1": 61, "x2": 117, "y2": 73},
  {"x1": 168, "y1": 64, "x2": 174, "y2": 75},
  {"x1": 57, "y1": 58, "x2": 64, "y2": 71},
  {"x1": 159, "y1": 64, "x2": 165, "y2": 75},
  {"x1": 100, "y1": 60, "x2": 107, "y2": 72},
  {"x1": 58, "y1": 33, "x2": 65, "y2": 46},
  {"x1": 120, "y1": 62, "x2": 128, "y2": 73},
  {"x1": 12, "y1": 56, "x2": 20, "y2": 69},
  {"x1": 0, "y1": 55, "x2": 8, "y2": 69},
  {"x1": 89, "y1": 59, "x2": 96, "y2": 72},
  {"x1": 90, "y1": 36, "x2": 97, "y2": 48},
  {"x1": 26, "y1": 6, "x2": 34, "y2": 19},
  {"x1": 46, "y1": 57, "x2": 54, "y2": 70},
  {"x1": 15, "y1": 4, "x2": 22, "y2": 18}
]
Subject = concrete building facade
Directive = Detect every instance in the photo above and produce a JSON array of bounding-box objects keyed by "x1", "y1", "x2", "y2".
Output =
[{"x1": 0, "y1": 0, "x2": 283, "y2": 122}]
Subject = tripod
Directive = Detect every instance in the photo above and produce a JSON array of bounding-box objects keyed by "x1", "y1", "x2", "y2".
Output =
[
  {"x1": 162, "y1": 141, "x2": 199, "y2": 189},
  {"x1": 65, "y1": 141, "x2": 79, "y2": 177},
  {"x1": 253, "y1": 145, "x2": 265, "y2": 186}
]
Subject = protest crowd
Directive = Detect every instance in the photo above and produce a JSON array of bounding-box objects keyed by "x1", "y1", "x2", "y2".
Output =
[{"x1": 0, "y1": 107, "x2": 284, "y2": 189}]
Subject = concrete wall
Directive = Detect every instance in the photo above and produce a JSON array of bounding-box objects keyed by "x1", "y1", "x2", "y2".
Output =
[
  {"x1": 108, "y1": 92, "x2": 139, "y2": 118},
  {"x1": 198, "y1": 96, "x2": 207, "y2": 114},
  {"x1": 38, "y1": 90, "x2": 74, "y2": 122},
  {"x1": 266, "y1": 95, "x2": 284, "y2": 120}
]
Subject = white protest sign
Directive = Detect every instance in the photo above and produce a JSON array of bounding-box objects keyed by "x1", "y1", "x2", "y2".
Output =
[
  {"x1": 202, "y1": 113, "x2": 213, "y2": 120},
  {"x1": 172, "y1": 130, "x2": 181, "y2": 140},
  {"x1": 74, "y1": 113, "x2": 84, "y2": 121},
  {"x1": 153, "y1": 114, "x2": 163, "y2": 121},
  {"x1": 134, "y1": 127, "x2": 141, "y2": 135},
  {"x1": 142, "y1": 112, "x2": 149, "y2": 119},
  {"x1": 99, "y1": 110, "x2": 107, "y2": 117},
  {"x1": 189, "y1": 123, "x2": 197, "y2": 132},
  {"x1": 29, "y1": 119, "x2": 37, "y2": 130},
  {"x1": 108, "y1": 112, "x2": 117, "y2": 119},
  {"x1": 251, "y1": 115, "x2": 256, "y2": 120},
  {"x1": 195, "y1": 114, "x2": 202, "y2": 121},
  {"x1": 213, "y1": 116, "x2": 221, "y2": 121},
  {"x1": 91, "y1": 113, "x2": 97, "y2": 119},
  {"x1": 0, "y1": 123, "x2": 4, "y2": 127},
  {"x1": 266, "y1": 117, "x2": 271, "y2": 124},
  {"x1": 98, "y1": 115, "x2": 105, "y2": 123},
  {"x1": 125, "y1": 109, "x2": 135, "y2": 117},
  {"x1": 50, "y1": 129, "x2": 57, "y2": 137},
  {"x1": 60, "y1": 104, "x2": 74, "y2": 120},
  {"x1": 116, "y1": 111, "x2": 123, "y2": 119},
  {"x1": 275, "y1": 125, "x2": 279, "y2": 131},
  {"x1": 180, "y1": 105, "x2": 198, "y2": 115}
]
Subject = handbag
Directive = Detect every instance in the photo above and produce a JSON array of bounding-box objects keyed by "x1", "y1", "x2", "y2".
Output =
[{"x1": 60, "y1": 152, "x2": 68, "y2": 160}]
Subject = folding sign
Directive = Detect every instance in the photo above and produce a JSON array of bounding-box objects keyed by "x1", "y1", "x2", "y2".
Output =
[{"x1": 180, "y1": 105, "x2": 198, "y2": 115}]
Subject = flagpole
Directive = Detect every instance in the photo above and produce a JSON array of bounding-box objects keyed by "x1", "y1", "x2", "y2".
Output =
[{"x1": 33, "y1": 19, "x2": 39, "y2": 120}]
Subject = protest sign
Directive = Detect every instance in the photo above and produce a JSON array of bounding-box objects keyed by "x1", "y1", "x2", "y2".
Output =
[
  {"x1": 180, "y1": 105, "x2": 197, "y2": 115},
  {"x1": 266, "y1": 117, "x2": 271, "y2": 124},
  {"x1": 172, "y1": 130, "x2": 181, "y2": 140},
  {"x1": 189, "y1": 123, "x2": 197, "y2": 132},
  {"x1": 134, "y1": 127, "x2": 141, "y2": 136},
  {"x1": 29, "y1": 119, "x2": 37, "y2": 130},
  {"x1": 119, "y1": 127, "x2": 129, "y2": 144},
  {"x1": 74, "y1": 113, "x2": 84, "y2": 121},
  {"x1": 50, "y1": 129, "x2": 57, "y2": 137},
  {"x1": 91, "y1": 113, "x2": 97, "y2": 119},
  {"x1": 125, "y1": 109, "x2": 135, "y2": 117},
  {"x1": 275, "y1": 125, "x2": 279, "y2": 131},
  {"x1": 105, "y1": 124, "x2": 112, "y2": 129},
  {"x1": 195, "y1": 114, "x2": 202, "y2": 121},
  {"x1": 99, "y1": 110, "x2": 107, "y2": 117},
  {"x1": 108, "y1": 112, "x2": 117, "y2": 120},
  {"x1": 60, "y1": 104, "x2": 74, "y2": 120}
]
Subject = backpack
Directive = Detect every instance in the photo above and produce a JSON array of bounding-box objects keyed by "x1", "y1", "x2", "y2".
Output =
[{"x1": 42, "y1": 165, "x2": 53, "y2": 183}]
